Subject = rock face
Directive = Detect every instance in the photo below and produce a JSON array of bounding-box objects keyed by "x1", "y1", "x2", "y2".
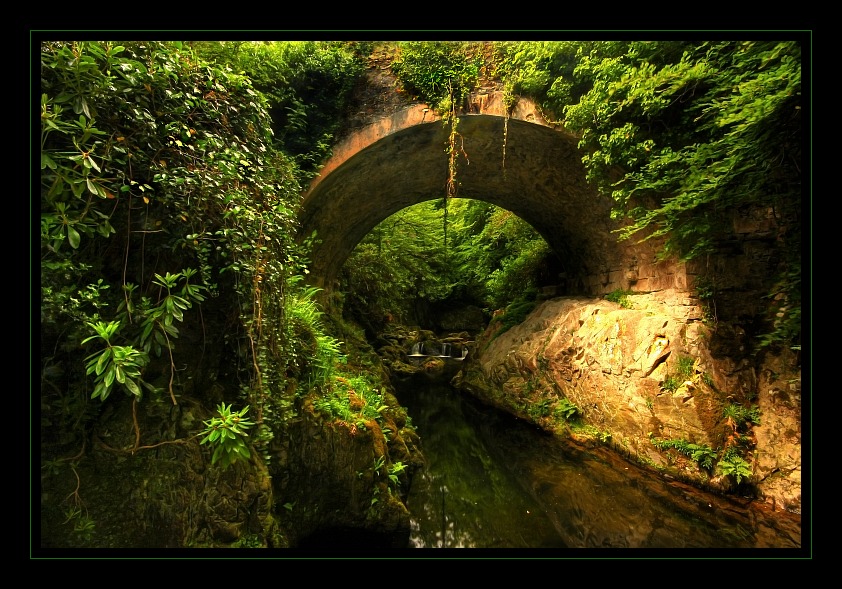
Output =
[
  {"x1": 274, "y1": 391, "x2": 424, "y2": 549},
  {"x1": 38, "y1": 381, "x2": 424, "y2": 550},
  {"x1": 39, "y1": 394, "x2": 278, "y2": 548},
  {"x1": 456, "y1": 290, "x2": 801, "y2": 515}
]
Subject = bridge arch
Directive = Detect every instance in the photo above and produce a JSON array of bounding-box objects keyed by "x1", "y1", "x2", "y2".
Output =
[{"x1": 299, "y1": 96, "x2": 682, "y2": 296}]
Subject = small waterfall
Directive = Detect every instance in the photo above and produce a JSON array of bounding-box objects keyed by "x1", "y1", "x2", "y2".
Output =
[{"x1": 409, "y1": 340, "x2": 468, "y2": 359}]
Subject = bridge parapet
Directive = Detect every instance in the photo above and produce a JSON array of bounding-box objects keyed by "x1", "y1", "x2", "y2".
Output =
[{"x1": 308, "y1": 92, "x2": 557, "y2": 195}]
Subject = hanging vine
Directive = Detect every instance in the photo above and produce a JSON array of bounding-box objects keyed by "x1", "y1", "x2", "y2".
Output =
[
  {"x1": 389, "y1": 42, "x2": 478, "y2": 261},
  {"x1": 444, "y1": 80, "x2": 469, "y2": 258},
  {"x1": 502, "y1": 88, "x2": 517, "y2": 177}
]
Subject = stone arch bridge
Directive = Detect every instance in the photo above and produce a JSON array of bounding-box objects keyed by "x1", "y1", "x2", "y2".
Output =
[{"x1": 299, "y1": 92, "x2": 686, "y2": 297}]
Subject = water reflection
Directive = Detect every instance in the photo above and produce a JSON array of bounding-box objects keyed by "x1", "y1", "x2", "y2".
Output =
[{"x1": 397, "y1": 377, "x2": 802, "y2": 552}]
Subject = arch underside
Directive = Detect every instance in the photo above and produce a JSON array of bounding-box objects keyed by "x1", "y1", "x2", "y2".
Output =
[{"x1": 300, "y1": 115, "x2": 628, "y2": 293}]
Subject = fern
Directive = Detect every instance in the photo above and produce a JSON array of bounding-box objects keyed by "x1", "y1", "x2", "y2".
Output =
[
  {"x1": 717, "y1": 449, "x2": 753, "y2": 484},
  {"x1": 650, "y1": 436, "x2": 717, "y2": 470},
  {"x1": 554, "y1": 398, "x2": 579, "y2": 421}
]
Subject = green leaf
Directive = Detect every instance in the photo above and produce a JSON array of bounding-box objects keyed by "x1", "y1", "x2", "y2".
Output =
[
  {"x1": 96, "y1": 348, "x2": 112, "y2": 374},
  {"x1": 172, "y1": 296, "x2": 190, "y2": 309},
  {"x1": 86, "y1": 177, "x2": 101, "y2": 195},
  {"x1": 104, "y1": 367, "x2": 115, "y2": 388},
  {"x1": 92, "y1": 382, "x2": 107, "y2": 400},
  {"x1": 67, "y1": 225, "x2": 81, "y2": 249},
  {"x1": 41, "y1": 153, "x2": 57, "y2": 170},
  {"x1": 124, "y1": 378, "x2": 140, "y2": 397},
  {"x1": 123, "y1": 364, "x2": 141, "y2": 377},
  {"x1": 141, "y1": 321, "x2": 154, "y2": 343}
]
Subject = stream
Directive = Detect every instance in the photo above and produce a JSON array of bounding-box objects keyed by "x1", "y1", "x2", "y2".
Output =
[{"x1": 394, "y1": 370, "x2": 803, "y2": 556}]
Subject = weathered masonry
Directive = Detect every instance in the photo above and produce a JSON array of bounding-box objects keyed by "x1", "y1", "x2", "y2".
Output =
[{"x1": 299, "y1": 93, "x2": 687, "y2": 298}]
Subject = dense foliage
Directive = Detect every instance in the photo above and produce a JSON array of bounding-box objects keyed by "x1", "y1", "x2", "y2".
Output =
[
  {"x1": 40, "y1": 39, "x2": 803, "y2": 442},
  {"x1": 391, "y1": 41, "x2": 481, "y2": 115},
  {"x1": 190, "y1": 41, "x2": 367, "y2": 181},
  {"x1": 381, "y1": 39, "x2": 802, "y2": 350},
  {"x1": 39, "y1": 40, "x2": 413, "y2": 501},
  {"x1": 339, "y1": 201, "x2": 451, "y2": 325},
  {"x1": 39, "y1": 41, "x2": 365, "y2": 476},
  {"x1": 450, "y1": 199, "x2": 555, "y2": 310},
  {"x1": 339, "y1": 198, "x2": 557, "y2": 330},
  {"x1": 38, "y1": 38, "x2": 803, "y2": 546},
  {"x1": 494, "y1": 40, "x2": 803, "y2": 350}
]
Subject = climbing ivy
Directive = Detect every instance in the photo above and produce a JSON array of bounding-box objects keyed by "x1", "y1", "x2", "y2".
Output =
[
  {"x1": 191, "y1": 40, "x2": 366, "y2": 181},
  {"x1": 38, "y1": 40, "x2": 803, "y2": 546},
  {"x1": 566, "y1": 41, "x2": 802, "y2": 351},
  {"x1": 492, "y1": 39, "x2": 803, "y2": 352},
  {"x1": 391, "y1": 41, "x2": 481, "y2": 114},
  {"x1": 39, "y1": 40, "x2": 307, "y2": 471}
]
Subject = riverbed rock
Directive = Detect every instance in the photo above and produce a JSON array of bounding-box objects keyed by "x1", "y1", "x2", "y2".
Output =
[{"x1": 276, "y1": 392, "x2": 422, "y2": 548}]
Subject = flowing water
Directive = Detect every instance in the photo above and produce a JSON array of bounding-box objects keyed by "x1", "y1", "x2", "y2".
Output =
[{"x1": 395, "y1": 372, "x2": 803, "y2": 555}]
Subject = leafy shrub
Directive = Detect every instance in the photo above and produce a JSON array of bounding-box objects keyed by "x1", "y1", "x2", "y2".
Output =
[
  {"x1": 494, "y1": 296, "x2": 538, "y2": 336},
  {"x1": 661, "y1": 375, "x2": 681, "y2": 392},
  {"x1": 192, "y1": 40, "x2": 366, "y2": 179},
  {"x1": 41, "y1": 40, "x2": 304, "y2": 403},
  {"x1": 661, "y1": 356, "x2": 696, "y2": 392},
  {"x1": 605, "y1": 289, "x2": 634, "y2": 309},
  {"x1": 391, "y1": 41, "x2": 480, "y2": 113},
  {"x1": 485, "y1": 239, "x2": 553, "y2": 310},
  {"x1": 313, "y1": 373, "x2": 388, "y2": 430},
  {"x1": 200, "y1": 403, "x2": 256, "y2": 470},
  {"x1": 675, "y1": 355, "x2": 695, "y2": 378},
  {"x1": 527, "y1": 398, "x2": 552, "y2": 420}
]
